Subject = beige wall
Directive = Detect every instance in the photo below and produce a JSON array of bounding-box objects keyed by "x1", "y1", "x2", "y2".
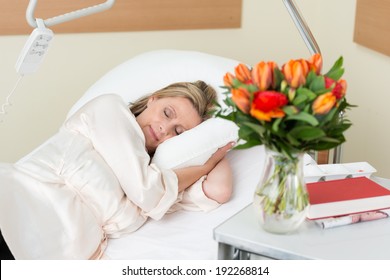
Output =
[{"x1": 0, "y1": 0, "x2": 389, "y2": 177}]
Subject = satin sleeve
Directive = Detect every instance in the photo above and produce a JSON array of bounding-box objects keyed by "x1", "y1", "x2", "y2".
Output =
[
  {"x1": 64, "y1": 94, "x2": 178, "y2": 220},
  {"x1": 169, "y1": 176, "x2": 221, "y2": 213}
]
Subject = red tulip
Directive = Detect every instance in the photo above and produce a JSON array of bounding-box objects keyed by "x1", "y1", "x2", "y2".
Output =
[
  {"x1": 250, "y1": 91, "x2": 288, "y2": 121},
  {"x1": 325, "y1": 77, "x2": 347, "y2": 99}
]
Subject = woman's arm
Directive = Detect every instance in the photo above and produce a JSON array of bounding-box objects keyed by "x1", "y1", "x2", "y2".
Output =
[
  {"x1": 201, "y1": 157, "x2": 233, "y2": 204},
  {"x1": 173, "y1": 142, "x2": 234, "y2": 193}
]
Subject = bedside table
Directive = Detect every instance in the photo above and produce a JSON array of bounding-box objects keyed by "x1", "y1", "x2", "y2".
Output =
[{"x1": 213, "y1": 176, "x2": 390, "y2": 260}]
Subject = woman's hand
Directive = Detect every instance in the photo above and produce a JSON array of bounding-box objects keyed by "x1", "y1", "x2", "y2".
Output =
[{"x1": 173, "y1": 142, "x2": 235, "y2": 192}]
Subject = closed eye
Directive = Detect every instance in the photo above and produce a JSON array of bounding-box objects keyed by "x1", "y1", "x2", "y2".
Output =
[
  {"x1": 175, "y1": 127, "x2": 185, "y2": 135},
  {"x1": 164, "y1": 108, "x2": 173, "y2": 118}
]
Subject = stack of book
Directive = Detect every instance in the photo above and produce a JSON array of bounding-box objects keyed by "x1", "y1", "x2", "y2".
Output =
[{"x1": 306, "y1": 176, "x2": 390, "y2": 229}]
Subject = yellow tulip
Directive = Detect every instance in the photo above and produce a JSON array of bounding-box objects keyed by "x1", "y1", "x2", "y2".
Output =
[
  {"x1": 312, "y1": 92, "x2": 336, "y2": 115},
  {"x1": 250, "y1": 107, "x2": 285, "y2": 122}
]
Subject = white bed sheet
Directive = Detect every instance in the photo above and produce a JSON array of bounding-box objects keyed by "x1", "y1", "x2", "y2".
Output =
[
  {"x1": 105, "y1": 146, "x2": 266, "y2": 259},
  {"x1": 104, "y1": 147, "x2": 316, "y2": 259}
]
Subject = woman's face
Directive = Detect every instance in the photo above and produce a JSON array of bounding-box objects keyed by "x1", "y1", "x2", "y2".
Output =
[{"x1": 136, "y1": 96, "x2": 202, "y2": 153}]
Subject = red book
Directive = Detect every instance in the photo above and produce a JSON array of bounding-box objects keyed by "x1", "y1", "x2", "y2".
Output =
[{"x1": 306, "y1": 177, "x2": 390, "y2": 220}]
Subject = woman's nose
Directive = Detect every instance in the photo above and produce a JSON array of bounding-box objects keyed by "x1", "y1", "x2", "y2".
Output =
[
  {"x1": 159, "y1": 124, "x2": 166, "y2": 134},
  {"x1": 159, "y1": 121, "x2": 173, "y2": 137}
]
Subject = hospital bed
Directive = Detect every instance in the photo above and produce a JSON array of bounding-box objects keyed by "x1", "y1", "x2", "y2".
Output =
[{"x1": 1, "y1": 49, "x2": 317, "y2": 259}]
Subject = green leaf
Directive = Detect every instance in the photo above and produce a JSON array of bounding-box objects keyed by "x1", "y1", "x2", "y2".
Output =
[
  {"x1": 272, "y1": 117, "x2": 282, "y2": 132},
  {"x1": 325, "y1": 56, "x2": 344, "y2": 81},
  {"x1": 283, "y1": 105, "x2": 298, "y2": 115},
  {"x1": 285, "y1": 112, "x2": 319, "y2": 126},
  {"x1": 314, "y1": 88, "x2": 332, "y2": 95},
  {"x1": 296, "y1": 87, "x2": 317, "y2": 101},
  {"x1": 292, "y1": 94, "x2": 307, "y2": 106},
  {"x1": 286, "y1": 133, "x2": 300, "y2": 146},
  {"x1": 246, "y1": 84, "x2": 258, "y2": 93},
  {"x1": 318, "y1": 136, "x2": 342, "y2": 144},
  {"x1": 326, "y1": 56, "x2": 343, "y2": 72},
  {"x1": 305, "y1": 71, "x2": 317, "y2": 86},
  {"x1": 234, "y1": 139, "x2": 262, "y2": 149},
  {"x1": 309, "y1": 137, "x2": 345, "y2": 150},
  {"x1": 309, "y1": 75, "x2": 325, "y2": 93},
  {"x1": 326, "y1": 68, "x2": 344, "y2": 81},
  {"x1": 232, "y1": 78, "x2": 243, "y2": 88},
  {"x1": 290, "y1": 126, "x2": 326, "y2": 141},
  {"x1": 273, "y1": 67, "x2": 284, "y2": 90},
  {"x1": 238, "y1": 125, "x2": 256, "y2": 139},
  {"x1": 321, "y1": 107, "x2": 339, "y2": 124},
  {"x1": 242, "y1": 121, "x2": 266, "y2": 136}
]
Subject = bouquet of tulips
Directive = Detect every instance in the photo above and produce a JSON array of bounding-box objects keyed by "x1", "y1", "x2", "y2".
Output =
[{"x1": 215, "y1": 54, "x2": 354, "y2": 157}]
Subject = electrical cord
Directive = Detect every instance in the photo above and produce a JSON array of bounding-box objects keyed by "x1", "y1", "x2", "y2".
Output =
[{"x1": 0, "y1": 75, "x2": 24, "y2": 123}]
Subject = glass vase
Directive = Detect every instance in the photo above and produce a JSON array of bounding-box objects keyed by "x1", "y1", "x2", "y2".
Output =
[{"x1": 253, "y1": 148, "x2": 309, "y2": 234}]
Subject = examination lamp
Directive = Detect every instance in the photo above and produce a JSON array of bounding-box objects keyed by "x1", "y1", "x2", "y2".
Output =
[{"x1": 15, "y1": 0, "x2": 116, "y2": 75}]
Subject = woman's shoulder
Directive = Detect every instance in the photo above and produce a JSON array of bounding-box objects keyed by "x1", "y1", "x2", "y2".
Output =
[
  {"x1": 81, "y1": 94, "x2": 133, "y2": 117},
  {"x1": 88, "y1": 93, "x2": 126, "y2": 107},
  {"x1": 66, "y1": 93, "x2": 137, "y2": 127}
]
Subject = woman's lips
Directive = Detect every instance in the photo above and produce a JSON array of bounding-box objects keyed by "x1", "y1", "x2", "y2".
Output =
[{"x1": 149, "y1": 126, "x2": 159, "y2": 142}]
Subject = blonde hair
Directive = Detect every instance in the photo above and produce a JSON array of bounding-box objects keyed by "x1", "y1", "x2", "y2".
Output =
[{"x1": 129, "y1": 81, "x2": 217, "y2": 121}]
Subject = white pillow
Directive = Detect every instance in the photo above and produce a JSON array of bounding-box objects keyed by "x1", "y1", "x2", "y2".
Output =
[
  {"x1": 68, "y1": 49, "x2": 239, "y2": 116},
  {"x1": 67, "y1": 49, "x2": 241, "y2": 169},
  {"x1": 152, "y1": 118, "x2": 238, "y2": 169}
]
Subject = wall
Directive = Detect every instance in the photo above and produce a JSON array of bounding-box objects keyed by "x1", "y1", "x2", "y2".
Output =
[{"x1": 0, "y1": 0, "x2": 389, "y2": 177}]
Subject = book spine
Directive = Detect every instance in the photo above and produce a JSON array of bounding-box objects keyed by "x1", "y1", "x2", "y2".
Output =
[{"x1": 315, "y1": 209, "x2": 390, "y2": 229}]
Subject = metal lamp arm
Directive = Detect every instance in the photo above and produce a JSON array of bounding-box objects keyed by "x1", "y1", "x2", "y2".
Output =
[
  {"x1": 26, "y1": 0, "x2": 116, "y2": 28},
  {"x1": 282, "y1": 0, "x2": 321, "y2": 55}
]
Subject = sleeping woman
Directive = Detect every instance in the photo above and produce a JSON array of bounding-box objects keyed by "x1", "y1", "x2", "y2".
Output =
[{"x1": 0, "y1": 80, "x2": 234, "y2": 260}]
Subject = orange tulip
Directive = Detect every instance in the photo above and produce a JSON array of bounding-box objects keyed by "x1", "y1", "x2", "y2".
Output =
[
  {"x1": 252, "y1": 61, "x2": 277, "y2": 91},
  {"x1": 234, "y1": 63, "x2": 252, "y2": 84},
  {"x1": 312, "y1": 92, "x2": 336, "y2": 115},
  {"x1": 250, "y1": 91, "x2": 288, "y2": 122},
  {"x1": 223, "y1": 72, "x2": 235, "y2": 87},
  {"x1": 231, "y1": 88, "x2": 250, "y2": 113},
  {"x1": 282, "y1": 59, "x2": 309, "y2": 88},
  {"x1": 309, "y1": 53, "x2": 322, "y2": 74}
]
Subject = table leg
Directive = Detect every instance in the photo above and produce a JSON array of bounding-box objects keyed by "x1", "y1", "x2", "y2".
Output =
[
  {"x1": 217, "y1": 242, "x2": 251, "y2": 260},
  {"x1": 217, "y1": 242, "x2": 235, "y2": 260}
]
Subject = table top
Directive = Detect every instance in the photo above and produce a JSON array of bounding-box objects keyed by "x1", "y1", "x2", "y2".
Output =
[{"x1": 213, "y1": 176, "x2": 390, "y2": 260}]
